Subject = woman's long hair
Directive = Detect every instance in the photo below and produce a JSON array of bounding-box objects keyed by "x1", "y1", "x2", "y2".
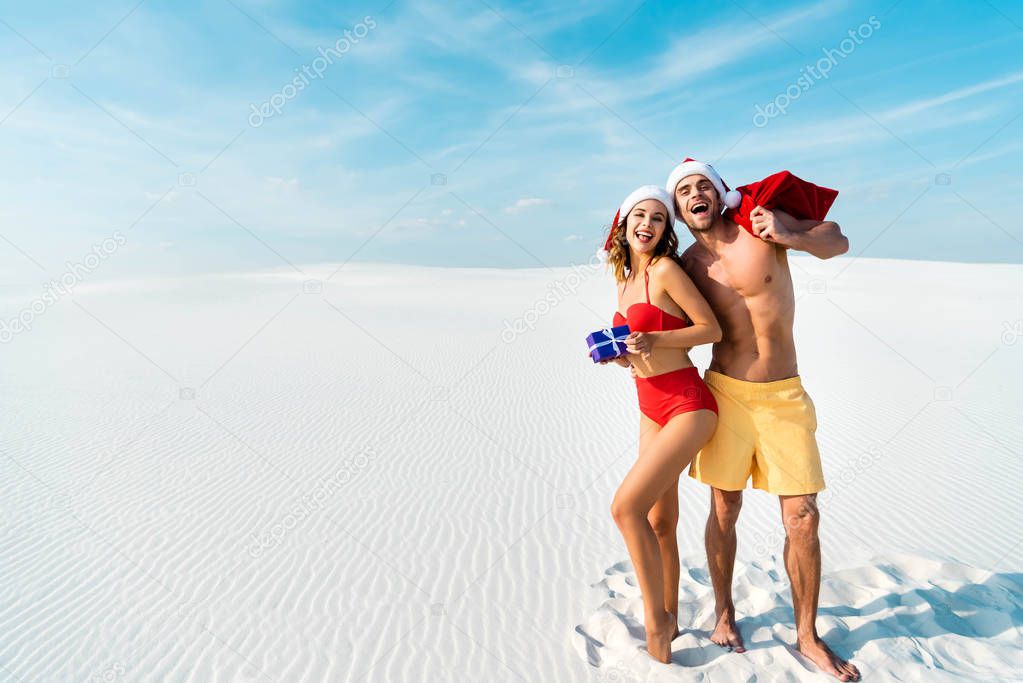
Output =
[{"x1": 606, "y1": 212, "x2": 684, "y2": 282}]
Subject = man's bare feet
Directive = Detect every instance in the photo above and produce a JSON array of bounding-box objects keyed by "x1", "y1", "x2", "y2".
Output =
[
  {"x1": 797, "y1": 637, "x2": 860, "y2": 681},
  {"x1": 709, "y1": 609, "x2": 745, "y2": 652},
  {"x1": 645, "y1": 611, "x2": 676, "y2": 663}
]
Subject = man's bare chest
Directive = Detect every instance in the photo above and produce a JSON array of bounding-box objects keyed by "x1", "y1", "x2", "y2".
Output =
[{"x1": 704, "y1": 250, "x2": 783, "y2": 300}]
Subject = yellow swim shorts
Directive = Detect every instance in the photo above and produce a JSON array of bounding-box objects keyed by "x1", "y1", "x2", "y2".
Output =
[{"x1": 689, "y1": 370, "x2": 826, "y2": 495}]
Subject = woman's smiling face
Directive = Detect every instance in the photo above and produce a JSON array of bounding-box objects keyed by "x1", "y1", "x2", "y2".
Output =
[{"x1": 626, "y1": 199, "x2": 668, "y2": 254}]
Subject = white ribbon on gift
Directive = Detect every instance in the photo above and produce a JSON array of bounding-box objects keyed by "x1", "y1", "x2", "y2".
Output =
[{"x1": 588, "y1": 327, "x2": 628, "y2": 357}]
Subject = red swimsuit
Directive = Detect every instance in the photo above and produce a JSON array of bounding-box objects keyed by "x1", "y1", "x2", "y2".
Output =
[{"x1": 614, "y1": 265, "x2": 718, "y2": 426}]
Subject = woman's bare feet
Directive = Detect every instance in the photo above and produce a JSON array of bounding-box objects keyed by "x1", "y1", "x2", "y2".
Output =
[
  {"x1": 669, "y1": 611, "x2": 680, "y2": 640},
  {"x1": 797, "y1": 637, "x2": 860, "y2": 681},
  {"x1": 709, "y1": 609, "x2": 745, "y2": 652},
  {"x1": 645, "y1": 610, "x2": 676, "y2": 663}
]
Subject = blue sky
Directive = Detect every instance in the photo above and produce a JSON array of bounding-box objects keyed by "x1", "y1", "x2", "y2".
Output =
[{"x1": 1, "y1": 0, "x2": 1022, "y2": 281}]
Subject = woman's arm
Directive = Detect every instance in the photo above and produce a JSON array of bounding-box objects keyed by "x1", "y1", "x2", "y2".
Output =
[{"x1": 626, "y1": 259, "x2": 721, "y2": 356}]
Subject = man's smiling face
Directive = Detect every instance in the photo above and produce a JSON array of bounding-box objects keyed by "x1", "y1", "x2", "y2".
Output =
[{"x1": 674, "y1": 175, "x2": 719, "y2": 231}]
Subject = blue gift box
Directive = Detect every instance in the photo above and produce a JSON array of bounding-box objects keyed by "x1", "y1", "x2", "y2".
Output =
[{"x1": 586, "y1": 324, "x2": 630, "y2": 363}]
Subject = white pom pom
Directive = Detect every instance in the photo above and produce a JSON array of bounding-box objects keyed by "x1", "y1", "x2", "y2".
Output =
[
  {"x1": 723, "y1": 189, "x2": 742, "y2": 209},
  {"x1": 596, "y1": 248, "x2": 609, "y2": 263}
]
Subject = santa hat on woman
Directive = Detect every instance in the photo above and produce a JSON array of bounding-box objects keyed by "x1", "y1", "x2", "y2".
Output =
[
  {"x1": 665, "y1": 158, "x2": 742, "y2": 213},
  {"x1": 597, "y1": 185, "x2": 675, "y2": 262}
]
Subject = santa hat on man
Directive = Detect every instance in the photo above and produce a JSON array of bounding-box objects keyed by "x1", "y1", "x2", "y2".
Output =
[
  {"x1": 665, "y1": 158, "x2": 840, "y2": 239},
  {"x1": 597, "y1": 185, "x2": 675, "y2": 262},
  {"x1": 665, "y1": 158, "x2": 742, "y2": 213}
]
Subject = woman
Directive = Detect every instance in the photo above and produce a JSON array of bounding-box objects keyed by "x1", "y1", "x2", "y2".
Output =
[{"x1": 598, "y1": 185, "x2": 722, "y2": 663}]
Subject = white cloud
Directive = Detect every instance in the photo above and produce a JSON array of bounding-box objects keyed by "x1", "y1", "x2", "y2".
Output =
[
  {"x1": 265, "y1": 177, "x2": 300, "y2": 191},
  {"x1": 145, "y1": 190, "x2": 179, "y2": 203},
  {"x1": 724, "y1": 105, "x2": 996, "y2": 166},
  {"x1": 638, "y1": 0, "x2": 846, "y2": 99},
  {"x1": 503, "y1": 198, "x2": 552, "y2": 214},
  {"x1": 883, "y1": 71, "x2": 1023, "y2": 120}
]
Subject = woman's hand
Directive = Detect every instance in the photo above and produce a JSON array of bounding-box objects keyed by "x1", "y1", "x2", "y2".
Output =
[
  {"x1": 626, "y1": 331, "x2": 656, "y2": 359},
  {"x1": 597, "y1": 355, "x2": 632, "y2": 368}
]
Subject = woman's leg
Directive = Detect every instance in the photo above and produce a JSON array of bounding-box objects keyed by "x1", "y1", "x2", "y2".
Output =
[
  {"x1": 635, "y1": 416, "x2": 681, "y2": 633},
  {"x1": 611, "y1": 409, "x2": 717, "y2": 662},
  {"x1": 647, "y1": 475, "x2": 680, "y2": 634}
]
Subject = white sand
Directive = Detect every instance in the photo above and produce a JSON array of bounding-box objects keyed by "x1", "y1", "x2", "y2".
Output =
[{"x1": 0, "y1": 256, "x2": 1020, "y2": 681}]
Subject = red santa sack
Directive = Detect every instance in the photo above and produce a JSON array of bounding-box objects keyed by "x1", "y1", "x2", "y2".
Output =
[{"x1": 725, "y1": 171, "x2": 839, "y2": 237}]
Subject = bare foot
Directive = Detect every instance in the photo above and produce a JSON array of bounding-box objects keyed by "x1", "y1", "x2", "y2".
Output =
[
  {"x1": 709, "y1": 609, "x2": 745, "y2": 652},
  {"x1": 645, "y1": 611, "x2": 675, "y2": 664},
  {"x1": 669, "y1": 611, "x2": 680, "y2": 640},
  {"x1": 797, "y1": 637, "x2": 860, "y2": 681}
]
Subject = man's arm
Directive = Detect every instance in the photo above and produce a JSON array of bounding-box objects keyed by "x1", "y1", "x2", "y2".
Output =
[{"x1": 750, "y1": 206, "x2": 849, "y2": 259}]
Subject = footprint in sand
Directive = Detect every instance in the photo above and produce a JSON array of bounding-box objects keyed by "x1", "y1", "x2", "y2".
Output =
[{"x1": 572, "y1": 553, "x2": 1023, "y2": 682}]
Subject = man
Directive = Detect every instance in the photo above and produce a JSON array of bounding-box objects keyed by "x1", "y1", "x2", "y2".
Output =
[{"x1": 665, "y1": 159, "x2": 860, "y2": 682}]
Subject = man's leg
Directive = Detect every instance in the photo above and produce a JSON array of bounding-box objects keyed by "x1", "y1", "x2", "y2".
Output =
[
  {"x1": 780, "y1": 494, "x2": 860, "y2": 681},
  {"x1": 705, "y1": 487, "x2": 745, "y2": 651},
  {"x1": 647, "y1": 476, "x2": 680, "y2": 636}
]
